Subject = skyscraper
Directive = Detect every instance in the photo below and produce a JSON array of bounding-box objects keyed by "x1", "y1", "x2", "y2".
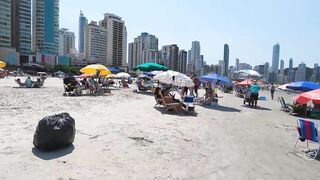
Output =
[
  {"x1": 161, "y1": 44, "x2": 179, "y2": 71},
  {"x1": 0, "y1": 0, "x2": 11, "y2": 47},
  {"x1": 11, "y1": 0, "x2": 32, "y2": 54},
  {"x1": 288, "y1": 58, "x2": 293, "y2": 82},
  {"x1": 32, "y1": 0, "x2": 59, "y2": 55},
  {"x1": 178, "y1": 50, "x2": 187, "y2": 74},
  {"x1": 219, "y1": 60, "x2": 225, "y2": 76},
  {"x1": 78, "y1": 11, "x2": 88, "y2": 54},
  {"x1": 279, "y1": 59, "x2": 285, "y2": 83},
  {"x1": 295, "y1": 62, "x2": 306, "y2": 81},
  {"x1": 190, "y1": 41, "x2": 201, "y2": 75},
  {"x1": 271, "y1": 43, "x2": 280, "y2": 73},
  {"x1": 235, "y1": 58, "x2": 240, "y2": 71},
  {"x1": 310, "y1": 63, "x2": 320, "y2": 83},
  {"x1": 84, "y1": 21, "x2": 107, "y2": 64},
  {"x1": 223, "y1": 44, "x2": 229, "y2": 77},
  {"x1": 58, "y1": 28, "x2": 75, "y2": 55},
  {"x1": 128, "y1": 32, "x2": 158, "y2": 69},
  {"x1": 100, "y1": 13, "x2": 127, "y2": 67}
]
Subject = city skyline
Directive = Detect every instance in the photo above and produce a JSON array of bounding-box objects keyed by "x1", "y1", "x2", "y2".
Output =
[{"x1": 60, "y1": 0, "x2": 320, "y2": 67}]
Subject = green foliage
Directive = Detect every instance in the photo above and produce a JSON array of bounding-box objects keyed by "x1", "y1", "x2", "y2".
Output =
[{"x1": 47, "y1": 65, "x2": 81, "y2": 75}]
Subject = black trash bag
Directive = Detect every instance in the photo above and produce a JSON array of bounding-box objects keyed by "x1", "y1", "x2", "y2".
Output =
[{"x1": 33, "y1": 113, "x2": 76, "y2": 151}]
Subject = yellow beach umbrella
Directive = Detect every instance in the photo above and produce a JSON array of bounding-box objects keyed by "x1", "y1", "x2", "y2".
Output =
[
  {"x1": 80, "y1": 64, "x2": 111, "y2": 76},
  {"x1": 0, "y1": 61, "x2": 6, "y2": 68}
]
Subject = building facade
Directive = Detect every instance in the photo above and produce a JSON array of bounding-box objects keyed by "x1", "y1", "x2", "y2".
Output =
[
  {"x1": 58, "y1": 28, "x2": 75, "y2": 55},
  {"x1": 78, "y1": 10, "x2": 87, "y2": 54},
  {"x1": 100, "y1": 13, "x2": 127, "y2": 67},
  {"x1": 223, "y1": 44, "x2": 229, "y2": 77},
  {"x1": 128, "y1": 32, "x2": 158, "y2": 69},
  {"x1": 295, "y1": 62, "x2": 306, "y2": 81},
  {"x1": 310, "y1": 63, "x2": 320, "y2": 83},
  {"x1": 11, "y1": 0, "x2": 32, "y2": 54},
  {"x1": 288, "y1": 58, "x2": 294, "y2": 82},
  {"x1": 178, "y1": 50, "x2": 187, "y2": 74},
  {"x1": 270, "y1": 43, "x2": 280, "y2": 82},
  {"x1": 0, "y1": 0, "x2": 11, "y2": 47},
  {"x1": 189, "y1": 41, "x2": 202, "y2": 75},
  {"x1": 161, "y1": 44, "x2": 179, "y2": 71},
  {"x1": 32, "y1": 0, "x2": 59, "y2": 55},
  {"x1": 84, "y1": 21, "x2": 107, "y2": 64},
  {"x1": 235, "y1": 58, "x2": 240, "y2": 71},
  {"x1": 218, "y1": 60, "x2": 225, "y2": 76}
]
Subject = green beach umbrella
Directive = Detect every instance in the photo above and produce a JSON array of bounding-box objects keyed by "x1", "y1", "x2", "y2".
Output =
[{"x1": 133, "y1": 62, "x2": 168, "y2": 72}]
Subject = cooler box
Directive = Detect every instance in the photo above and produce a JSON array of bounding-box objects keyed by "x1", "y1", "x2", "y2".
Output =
[
  {"x1": 184, "y1": 96, "x2": 194, "y2": 103},
  {"x1": 259, "y1": 96, "x2": 267, "y2": 100}
]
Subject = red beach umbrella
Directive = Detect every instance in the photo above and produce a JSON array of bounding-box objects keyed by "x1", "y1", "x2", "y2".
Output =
[{"x1": 293, "y1": 89, "x2": 320, "y2": 104}]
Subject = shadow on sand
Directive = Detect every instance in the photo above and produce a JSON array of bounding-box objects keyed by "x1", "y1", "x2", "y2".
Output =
[
  {"x1": 153, "y1": 106, "x2": 198, "y2": 117},
  {"x1": 242, "y1": 105, "x2": 272, "y2": 111},
  {"x1": 132, "y1": 90, "x2": 154, "y2": 96},
  {"x1": 200, "y1": 104, "x2": 241, "y2": 113},
  {"x1": 32, "y1": 144, "x2": 74, "y2": 160}
]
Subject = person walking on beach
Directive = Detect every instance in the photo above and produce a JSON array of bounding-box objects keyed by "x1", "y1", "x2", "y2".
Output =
[
  {"x1": 270, "y1": 83, "x2": 275, "y2": 100},
  {"x1": 192, "y1": 74, "x2": 201, "y2": 97}
]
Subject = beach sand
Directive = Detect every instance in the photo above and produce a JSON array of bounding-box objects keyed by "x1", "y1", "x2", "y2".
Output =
[{"x1": 0, "y1": 77, "x2": 319, "y2": 180}]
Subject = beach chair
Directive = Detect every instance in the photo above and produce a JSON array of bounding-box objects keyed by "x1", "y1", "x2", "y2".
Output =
[
  {"x1": 159, "y1": 91, "x2": 181, "y2": 112},
  {"x1": 280, "y1": 97, "x2": 292, "y2": 112},
  {"x1": 15, "y1": 79, "x2": 26, "y2": 87},
  {"x1": 293, "y1": 119, "x2": 320, "y2": 160},
  {"x1": 182, "y1": 96, "x2": 195, "y2": 112}
]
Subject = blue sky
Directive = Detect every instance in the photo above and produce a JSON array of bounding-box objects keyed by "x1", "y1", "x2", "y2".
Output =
[{"x1": 60, "y1": 0, "x2": 320, "y2": 68}]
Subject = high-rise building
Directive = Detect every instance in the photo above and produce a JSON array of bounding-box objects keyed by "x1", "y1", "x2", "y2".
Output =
[
  {"x1": 235, "y1": 58, "x2": 240, "y2": 71},
  {"x1": 219, "y1": 60, "x2": 225, "y2": 76},
  {"x1": 295, "y1": 62, "x2": 306, "y2": 81},
  {"x1": 0, "y1": 0, "x2": 11, "y2": 47},
  {"x1": 279, "y1": 59, "x2": 285, "y2": 84},
  {"x1": 310, "y1": 63, "x2": 320, "y2": 83},
  {"x1": 161, "y1": 44, "x2": 179, "y2": 71},
  {"x1": 288, "y1": 58, "x2": 294, "y2": 82},
  {"x1": 100, "y1": 13, "x2": 127, "y2": 67},
  {"x1": 84, "y1": 21, "x2": 107, "y2": 64},
  {"x1": 223, "y1": 44, "x2": 229, "y2": 77},
  {"x1": 32, "y1": 0, "x2": 59, "y2": 55},
  {"x1": 11, "y1": 0, "x2": 32, "y2": 54},
  {"x1": 264, "y1": 62, "x2": 269, "y2": 81},
  {"x1": 190, "y1": 41, "x2": 202, "y2": 75},
  {"x1": 128, "y1": 32, "x2": 158, "y2": 69},
  {"x1": 178, "y1": 50, "x2": 187, "y2": 74},
  {"x1": 58, "y1": 28, "x2": 75, "y2": 55},
  {"x1": 272, "y1": 43, "x2": 280, "y2": 73},
  {"x1": 78, "y1": 10, "x2": 88, "y2": 54},
  {"x1": 238, "y1": 63, "x2": 252, "y2": 70}
]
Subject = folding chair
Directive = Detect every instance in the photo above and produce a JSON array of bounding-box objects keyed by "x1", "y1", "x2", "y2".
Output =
[{"x1": 293, "y1": 119, "x2": 320, "y2": 160}]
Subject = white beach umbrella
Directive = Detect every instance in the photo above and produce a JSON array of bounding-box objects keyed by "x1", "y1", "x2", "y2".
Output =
[
  {"x1": 115, "y1": 72, "x2": 131, "y2": 78},
  {"x1": 153, "y1": 70, "x2": 194, "y2": 87},
  {"x1": 151, "y1": 70, "x2": 163, "y2": 76},
  {"x1": 278, "y1": 83, "x2": 290, "y2": 91},
  {"x1": 238, "y1": 70, "x2": 262, "y2": 77}
]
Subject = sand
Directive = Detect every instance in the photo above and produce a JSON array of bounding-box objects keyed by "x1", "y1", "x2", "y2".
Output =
[{"x1": 0, "y1": 77, "x2": 319, "y2": 180}]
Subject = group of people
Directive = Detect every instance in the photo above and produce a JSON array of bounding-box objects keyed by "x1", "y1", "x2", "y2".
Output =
[{"x1": 16, "y1": 76, "x2": 44, "y2": 88}]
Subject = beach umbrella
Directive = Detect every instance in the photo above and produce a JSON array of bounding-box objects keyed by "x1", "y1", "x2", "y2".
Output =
[
  {"x1": 287, "y1": 81, "x2": 320, "y2": 92},
  {"x1": 0, "y1": 61, "x2": 6, "y2": 68},
  {"x1": 237, "y1": 79, "x2": 263, "y2": 86},
  {"x1": 151, "y1": 70, "x2": 163, "y2": 75},
  {"x1": 153, "y1": 70, "x2": 194, "y2": 87},
  {"x1": 199, "y1": 73, "x2": 233, "y2": 86},
  {"x1": 21, "y1": 63, "x2": 46, "y2": 73},
  {"x1": 133, "y1": 62, "x2": 168, "y2": 72},
  {"x1": 278, "y1": 83, "x2": 290, "y2": 91},
  {"x1": 238, "y1": 70, "x2": 262, "y2": 77},
  {"x1": 106, "y1": 74, "x2": 116, "y2": 78},
  {"x1": 80, "y1": 64, "x2": 111, "y2": 76},
  {"x1": 115, "y1": 72, "x2": 130, "y2": 78},
  {"x1": 293, "y1": 89, "x2": 320, "y2": 104}
]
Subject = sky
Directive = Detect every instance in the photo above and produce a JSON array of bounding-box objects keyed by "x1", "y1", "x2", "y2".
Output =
[{"x1": 59, "y1": 0, "x2": 320, "y2": 68}]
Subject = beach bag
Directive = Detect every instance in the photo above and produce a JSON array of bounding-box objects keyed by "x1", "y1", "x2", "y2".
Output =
[{"x1": 33, "y1": 113, "x2": 76, "y2": 151}]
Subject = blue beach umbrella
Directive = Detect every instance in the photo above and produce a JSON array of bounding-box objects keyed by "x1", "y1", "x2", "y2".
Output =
[
  {"x1": 286, "y1": 81, "x2": 320, "y2": 92},
  {"x1": 200, "y1": 73, "x2": 233, "y2": 86}
]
